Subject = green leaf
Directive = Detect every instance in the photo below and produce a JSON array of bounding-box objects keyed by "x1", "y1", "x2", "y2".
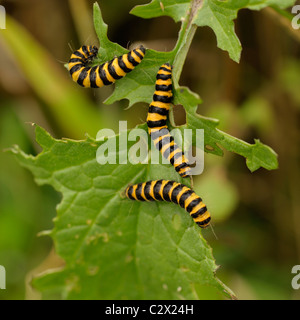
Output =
[
  {"x1": 174, "y1": 87, "x2": 279, "y2": 171},
  {"x1": 10, "y1": 125, "x2": 236, "y2": 299},
  {"x1": 131, "y1": 0, "x2": 297, "y2": 62},
  {"x1": 93, "y1": 2, "x2": 278, "y2": 172}
]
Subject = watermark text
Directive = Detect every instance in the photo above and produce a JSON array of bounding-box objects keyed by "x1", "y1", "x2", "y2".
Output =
[{"x1": 0, "y1": 265, "x2": 5, "y2": 289}]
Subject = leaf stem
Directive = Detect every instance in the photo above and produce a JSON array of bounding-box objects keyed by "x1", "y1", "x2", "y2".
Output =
[{"x1": 172, "y1": 0, "x2": 204, "y2": 86}]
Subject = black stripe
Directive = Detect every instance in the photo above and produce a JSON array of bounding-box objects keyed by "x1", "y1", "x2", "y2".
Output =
[
  {"x1": 76, "y1": 67, "x2": 90, "y2": 86},
  {"x1": 89, "y1": 66, "x2": 99, "y2": 88},
  {"x1": 69, "y1": 64, "x2": 83, "y2": 76},
  {"x1": 73, "y1": 50, "x2": 86, "y2": 60},
  {"x1": 118, "y1": 55, "x2": 133, "y2": 73},
  {"x1": 174, "y1": 161, "x2": 189, "y2": 172},
  {"x1": 144, "y1": 181, "x2": 155, "y2": 201},
  {"x1": 148, "y1": 105, "x2": 169, "y2": 116},
  {"x1": 107, "y1": 59, "x2": 123, "y2": 80},
  {"x1": 88, "y1": 46, "x2": 98, "y2": 57},
  {"x1": 153, "y1": 180, "x2": 163, "y2": 201},
  {"x1": 171, "y1": 185, "x2": 183, "y2": 204},
  {"x1": 134, "y1": 47, "x2": 145, "y2": 58},
  {"x1": 191, "y1": 206, "x2": 207, "y2": 219},
  {"x1": 186, "y1": 198, "x2": 201, "y2": 213},
  {"x1": 178, "y1": 190, "x2": 194, "y2": 208},
  {"x1": 97, "y1": 64, "x2": 114, "y2": 85},
  {"x1": 196, "y1": 216, "x2": 211, "y2": 227},
  {"x1": 135, "y1": 183, "x2": 146, "y2": 201},
  {"x1": 153, "y1": 94, "x2": 172, "y2": 103},
  {"x1": 156, "y1": 73, "x2": 172, "y2": 81},
  {"x1": 162, "y1": 142, "x2": 176, "y2": 159},
  {"x1": 81, "y1": 46, "x2": 90, "y2": 58},
  {"x1": 155, "y1": 84, "x2": 172, "y2": 92},
  {"x1": 147, "y1": 119, "x2": 167, "y2": 128},
  {"x1": 139, "y1": 46, "x2": 146, "y2": 54},
  {"x1": 169, "y1": 150, "x2": 184, "y2": 165},
  {"x1": 162, "y1": 181, "x2": 175, "y2": 202},
  {"x1": 69, "y1": 58, "x2": 84, "y2": 63},
  {"x1": 157, "y1": 135, "x2": 173, "y2": 151},
  {"x1": 159, "y1": 66, "x2": 171, "y2": 72},
  {"x1": 127, "y1": 52, "x2": 139, "y2": 66},
  {"x1": 127, "y1": 186, "x2": 135, "y2": 200}
]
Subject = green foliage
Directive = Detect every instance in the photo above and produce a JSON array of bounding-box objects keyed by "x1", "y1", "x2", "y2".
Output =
[
  {"x1": 11, "y1": 125, "x2": 235, "y2": 299},
  {"x1": 131, "y1": 0, "x2": 296, "y2": 62},
  {"x1": 9, "y1": 0, "x2": 291, "y2": 299}
]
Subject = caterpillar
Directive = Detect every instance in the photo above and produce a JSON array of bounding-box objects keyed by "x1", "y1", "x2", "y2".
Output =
[
  {"x1": 125, "y1": 180, "x2": 211, "y2": 228},
  {"x1": 68, "y1": 45, "x2": 146, "y2": 88},
  {"x1": 146, "y1": 63, "x2": 191, "y2": 178}
]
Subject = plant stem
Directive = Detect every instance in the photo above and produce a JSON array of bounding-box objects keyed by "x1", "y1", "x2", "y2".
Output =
[{"x1": 172, "y1": 0, "x2": 204, "y2": 86}]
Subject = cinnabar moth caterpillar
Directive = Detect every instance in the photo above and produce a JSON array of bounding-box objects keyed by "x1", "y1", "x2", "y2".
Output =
[
  {"x1": 146, "y1": 63, "x2": 191, "y2": 178},
  {"x1": 68, "y1": 45, "x2": 146, "y2": 87},
  {"x1": 125, "y1": 180, "x2": 211, "y2": 228}
]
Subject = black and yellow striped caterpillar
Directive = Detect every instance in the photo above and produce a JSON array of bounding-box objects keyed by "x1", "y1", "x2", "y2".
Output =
[
  {"x1": 125, "y1": 179, "x2": 211, "y2": 228},
  {"x1": 146, "y1": 63, "x2": 191, "y2": 178},
  {"x1": 68, "y1": 45, "x2": 146, "y2": 87}
]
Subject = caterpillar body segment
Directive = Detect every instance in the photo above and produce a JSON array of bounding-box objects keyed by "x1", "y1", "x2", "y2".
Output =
[{"x1": 125, "y1": 180, "x2": 211, "y2": 228}]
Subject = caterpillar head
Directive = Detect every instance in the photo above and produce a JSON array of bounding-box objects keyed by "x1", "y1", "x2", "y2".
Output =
[{"x1": 85, "y1": 45, "x2": 98, "y2": 64}]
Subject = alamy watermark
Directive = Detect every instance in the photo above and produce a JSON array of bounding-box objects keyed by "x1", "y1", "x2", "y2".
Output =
[
  {"x1": 292, "y1": 5, "x2": 300, "y2": 30},
  {"x1": 0, "y1": 5, "x2": 5, "y2": 29},
  {"x1": 0, "y1": 265, "x2": 5, "y2": 289},
  {"x1": 291, "y1": 265, "x2": 300, "y2": 290},
  {"x1": 95, "y1": 121, "x2": 205, "y2": 175}
]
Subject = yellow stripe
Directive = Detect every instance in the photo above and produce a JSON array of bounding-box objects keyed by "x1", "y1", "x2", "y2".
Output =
[
  {"x1": 95, "y1": 66, "x2": 104, "y2": 87},
  {"x1": 178, "y1": 167, "x2": 190, "y2": 177},
  {"x1": 154, "y1": 90, "x2": 172, "y2": 98},
  {"x1": 148, "y1": 181, "x2": 157, "y2": 199},
  {"x1": 161, "y1": 140, "x2": 174, "y2": 155},
  {"x1": 156, "y1": 78, "x2": 172, "y2": 86},
  {"x1": 122, "y1": 54, "x2": 134, "y2": 70},
  {"x1": 70, "y1": 53, "x2": 84, "y2": 61},
  {"x1": 183, "y1": 193, "x2": 198, "y2": 210},
  {"x1": 102, "y1": 62, "x2": 116, "y2": 83},
  {"x1": 140, "y1": 183, "x2": 149, "y2": 201},
  {"x1": 131, "y1": 184, "x2": 138, "y2": 200},
  {"x1": 112, "y1": 57, "x2": 126, "y2": 77},
  {"x1": 193, "y1": 211, "x2": 210, "y2": 223},
  {"x1": 173, "y1": 153, "x2": 188, "y2": 166},
  {"x1": 159, "y1": 180, "x2": 169, "y2": 199},
  {"x1": 190, "y1": 202, "x2": 206, "y2": 215},
  {"x1": 78, "y1": 47, "x2": 88, "y2": 58},
  {"x1": 176, "y1": 186, "x2": 190, "y2": 204},
  {"x1": 130, "y1": 50, "x2": 142, "y2": 63},
  {"x1": 68, "y1": 61, "x2": 82, "y2": 71},
  {"x1": 168, "y1": 147, "x2": 184, "y2": 163},
  {"x1": 146, "y1": 113, "x2": 167, "y2": 123},
  {"x1": 135, "y1": 48, "x2": 145, "y2": 58},
  {"x1": 150, "y1": 100, "x2": 170, "y2": 110},
  {"x1": 71, "y1": 67, "x2": 85, "y2": 82},
  {"x1": 158, "y1": 69, "x2": 171, "y2": 76},
  {"x1": 82, "y1": 69, "x2": 92, "y2": 87},
  {"x1": 152, "y1": 132, "x2": 170, "y2": 146},
  {"x1": 168, "y1": 182, "x2": 180, "y2": 200},
  {"x1": 148, "y1": 126, "x2": 168, "y2": 135}
]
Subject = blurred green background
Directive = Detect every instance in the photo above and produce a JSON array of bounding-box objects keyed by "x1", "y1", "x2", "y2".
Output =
[{"x1": 0, "y1": 0, "x2": 300, "y2": 300}]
